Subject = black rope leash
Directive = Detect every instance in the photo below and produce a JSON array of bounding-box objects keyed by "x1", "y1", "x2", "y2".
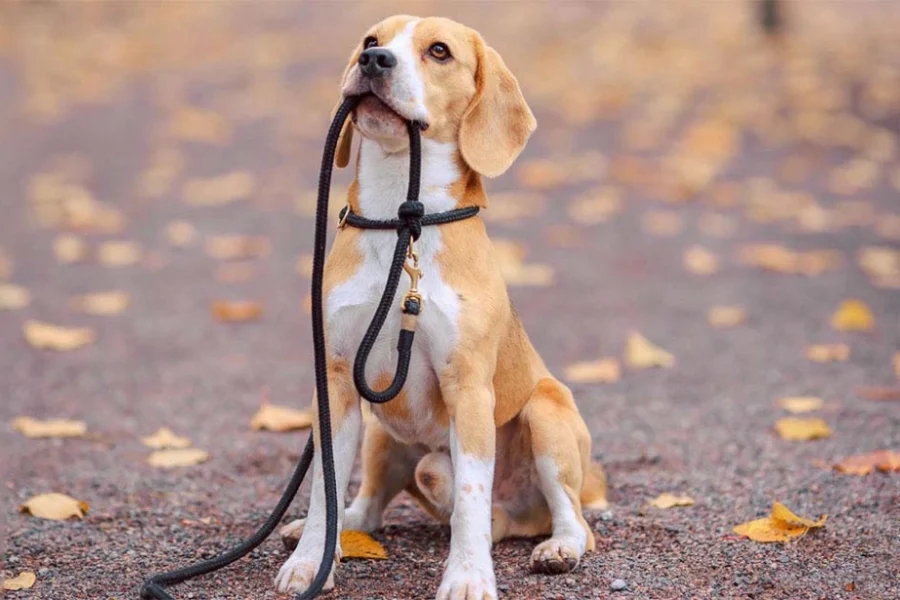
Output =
[{"x1": 140, "y1": 94, "x2": 478, "y2": 600}]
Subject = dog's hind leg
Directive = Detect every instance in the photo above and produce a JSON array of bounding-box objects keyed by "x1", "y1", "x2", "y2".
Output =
[
  {"x1": 522, "y1": 377, "x2": 596, "y2": 574},
  {"x1": 344, "y1": 415, "x2": 423, "y2": 531}
]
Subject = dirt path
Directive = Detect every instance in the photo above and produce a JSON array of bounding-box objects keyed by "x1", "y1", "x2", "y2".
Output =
[{"x1": 2, "y1": 3, "x2": 898, "y2": 599}]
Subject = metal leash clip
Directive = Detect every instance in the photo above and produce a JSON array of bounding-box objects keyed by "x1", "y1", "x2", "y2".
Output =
[{"x1": 402, "y1": 238, "x2": 423, "y2": 310}]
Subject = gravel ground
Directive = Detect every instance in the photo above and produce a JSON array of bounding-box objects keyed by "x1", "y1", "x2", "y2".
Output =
[{"x1": 2, "y1": 3, "x2": 898, "y2": 600}]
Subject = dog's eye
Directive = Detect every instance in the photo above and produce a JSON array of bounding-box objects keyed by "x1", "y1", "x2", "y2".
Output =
[
  {"x1": 427, "y1": 42, "x2": 451, "y2": 62},
  {"x1": 363, "y1": 36, "x2": 378, "y2": 49}
]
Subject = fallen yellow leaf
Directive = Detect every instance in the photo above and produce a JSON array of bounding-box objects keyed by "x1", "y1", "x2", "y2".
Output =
[
  {"x1": 778, "y1": 396, "x2": 824, "y2": 414},
  {"x1": 774, "y1": 417, "x2": 831, "y2": 441},
  {"x1": 97, "y1": 241, "x2": 142, "y2": 267},
  {"x1": 205, "y1": 235, "x2": 271, "y2": 260},
  {"x1": 739, "y1": 244, "x2": 840, "y2": 276},
  {"x1": 70, "y1": 291, "x2": 130, "y2": 315},
  {"x1": 858, "y1": 246, "x2": 899, "y2": 286},
  {"x1": 147, "y1": 448, "x2": 209, "y2": 468},
  {"x1": 141, "y1": 427, "x2": 192, "y2": 450},
  {"x1": 296, "y1": 254, "x2": 314, "y2": 278},
  {"x1": 12, "y1": 416, "x2": 87, "y2": 438},
  {"x1": 648, "y1": 493, "x2": 695, "y2": 509},
  {"x1": 834, "y1": 450, "x2": 900, "y2": 475},
  {"x1": 733, "y1": 501, "x2": 826, "y2": 543},
  {"x1": 830, "y1": 299, "x2": 874, "y2": 332},
  {"x1": 684, "y1": 245, "x2": 719, "y2": 275},
  {"x1": 493, "y1": 240, "x2": 555, "y2": 287},
  {"x1": 24, "y1": 320, "x2": 95, "y2": 351},
  {"x1": 805, "y1": 344, "x2": 850, "y2": 363},
  {"x1": 341, "y1": 530, "x2": 388, "y2": 560},
  {"x1": 250, "y1": 404, "x2": 313, "y2": 432},
  {"x1": 567, "y1": 187, "x2": 622, "y2": 224},
  {"x1": 564, "y1": 358, "x2": 621, "y2": 383},
  {"x1": 516, "y1": 158, "x2": 569, "y2": 190},
  {"x1": 212, "y1": 300, "x2": 264, "y2": 322},
  {"x1": 182, "y1": 171, "x2": 255, "y2": 206},
  {"x1": 20, "y1": 492, "x2": 89, "y2": 520},
  {"x1": 625, "y1": 332, "x2": 675, "y2": 369},
  {"x1": 3, "y1": 571, "x2": 36, "y2": 591},
  {"x1": 0, "y1": 283, "x2": 31, "y2": 310},
  {"x1": 708, "y1": 306, "x2": 745, "y2": 328},
  {"x1": 165, "y1": 220, "x2": 197, "y2": 247},
  {"x1": 894, "y1": 352, "x2": 900, "y2": 379},
  {"x1": 168, "y1": 105, "x2": 232, "y2": 144},
  {"x1": 53, "y1": 234, "x2": 88, "y2": 264}
]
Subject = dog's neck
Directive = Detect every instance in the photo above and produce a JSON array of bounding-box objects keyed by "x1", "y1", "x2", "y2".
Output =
[{"x1": 350, "y1": 136, "x2": 486, "y2": 219}]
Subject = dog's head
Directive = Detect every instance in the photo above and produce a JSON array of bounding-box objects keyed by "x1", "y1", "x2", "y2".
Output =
[{"x1": 334, "y1": 15, "x2": 536, "y2": 178}]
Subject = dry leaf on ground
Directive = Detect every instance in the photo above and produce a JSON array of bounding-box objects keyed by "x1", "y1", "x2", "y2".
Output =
[
  {"x1": 71, "y1": 291, "x2": 130, "y2": 315},
  {"x1": 698, "y1": 213, "x2": 737, "y2": 238},
  {"x1": 648, "y1": 493, "x2": 695, "y2": 509},
  {"x1": 212, "y1": 300, "x2": 263, "y2": 322},
  {"x1": 165, "y1": 220, "x2": 197, "y2": 247},
  {"x1": 733, "y1": 501, "x2": 826, "y2": 543},
  {"x1": 830, "y1": 299, "x2": 874, "y2": 332},
  {"x1": 53, "y1": 234, "x2": 88, "y2": 263},
  {"x1": 147, "y1": 448, "x2": 209, "y2": 468},
  {"x1": 564, "y1": 358, "x2": 621, "y2": 383},
  {"x1": 708, "y1": 306, "x2": 745, "y2": 328},
  {"x1": 250, "y1": 404, "x2": 313, "y2": 432},
  {"x1": 0, "y1": 283, "x2": 31, "y2": 310},
  {"x1": 341, "y1": 530, "x2": 388, "y2": 560},
  {"x1": 778, "y1": 396, "x2": 824, "y2": 414},
  {"x1": 182, "y1": 171, "x2": 255, "y2": 206},
  {"x1": 296, "y1": 254, "x2": 313, "y2": 278},
  {"x1": 684, "y1": 246, "x2": 719, "y2": 275},
  {"x1": 739, "y1": 244, "x2": 840, "y2": 276},
  {"x1": 805, "y1": 344, "x2": 850, "y2": 362},
  {"x1": 3, "y1": 572, "x2": 36, "y2": 591},
  {"x1": 567, "y1": 187, "x2": 621, "y2": 224},
  {"x1": 141, "y1": 427, "x2": 192, "y2": 449},
  {"x1": 205, "y1": 235, "x2": 271, "y2": 260},
  {"x1": 834, "y1": 450, "x2": 900, "y2": 475},
  {"x1": 493, "y1": 240, "x2": 554, "y2": 287},
  {"x1": 894, "y1": 352, "x2": 900, "y2": 379},
  {"x1": 20, "y1": 493, "x2": 89, "y2": 520},
  {"x1": 24, "y1": 320, "x2": 95, "y2": 351},
  {"x1": 774, "y1": 417, "x2": 831, "y2": 440},
  {"x1": 12, "y1": 416, "x2": 87, "y2": 438},
  {"x1": 857, "y1": 386, "x2": 900, "y2": 401},
  {"x1": 625, "y1": 332, "x2": 675, "y2": 369},
  {"x1": 215, "y1": 262, "x2": 256, "y2": 283},
  {"x1": 858, "y1": 246, "x2": 899, "y2": 287},
  {"x1": 97, "y1": 241, "x2": 142, "y2": 267}
]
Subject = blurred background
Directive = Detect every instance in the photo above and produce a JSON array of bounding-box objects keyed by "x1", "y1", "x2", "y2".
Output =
[{"x1": 2, "y1": 2, "x2": 898, "y2": 599}]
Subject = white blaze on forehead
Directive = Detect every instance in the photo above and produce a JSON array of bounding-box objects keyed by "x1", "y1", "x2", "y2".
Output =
[{"x1": 382, "y1": 18, "x2": 428, "y2": 122}]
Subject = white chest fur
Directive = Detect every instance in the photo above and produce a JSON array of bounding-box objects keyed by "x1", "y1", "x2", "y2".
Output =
[{"x1": 326, "y1": 138, "x2": 462, "y2": 448}]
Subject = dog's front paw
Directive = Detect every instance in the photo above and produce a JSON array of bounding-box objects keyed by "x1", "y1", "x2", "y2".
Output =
[
  {"x1": 530, "y1": 538, "x2": 581, "y2": 574},
  {"x1": 274, "y1": 554, "x2": 335, "y2": 594},
  {"x1": 436, "y1": 557, "x2": 496, "y2": 600}
]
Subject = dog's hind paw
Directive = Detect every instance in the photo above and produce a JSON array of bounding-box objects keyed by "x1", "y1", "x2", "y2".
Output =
[
  {"x1": 530, "y1": 538, "x2": 580, "y2": 574},
  {"x1": 279, "y1": 518, "x2": 305, "y2": 551}
]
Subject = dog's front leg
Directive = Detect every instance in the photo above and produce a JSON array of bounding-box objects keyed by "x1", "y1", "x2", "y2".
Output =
[
  {"x1": 275, "y1": 359, "x2": 361, "y2": 594},
  {"x1": 437, "y1": 373, "x2": 497, "y2": 600}
]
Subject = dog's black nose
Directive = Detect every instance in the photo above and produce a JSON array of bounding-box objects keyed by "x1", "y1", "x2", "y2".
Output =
[{"x1": 358, "y1": 48, "x2": 397, "y2": 78}]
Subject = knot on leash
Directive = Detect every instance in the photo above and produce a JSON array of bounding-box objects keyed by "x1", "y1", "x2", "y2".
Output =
[{"x1": 398, "y1": 200, "x2": 425, "y2": 240}]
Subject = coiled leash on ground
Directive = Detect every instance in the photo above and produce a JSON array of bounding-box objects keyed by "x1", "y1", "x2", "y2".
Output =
[{"x1": 140, "y1": 94, "x2": 478, "y2": 600}]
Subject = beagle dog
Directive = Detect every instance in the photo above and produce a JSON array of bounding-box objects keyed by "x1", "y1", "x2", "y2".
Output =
[{"x1": 276, "y1": 15, "x2": 607, "y2": 599}]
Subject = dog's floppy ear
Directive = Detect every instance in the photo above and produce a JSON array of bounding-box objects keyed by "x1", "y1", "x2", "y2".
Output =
[
  {"x1": 332, "y1": 47, "x2": 361, "y2": 169},
  {"x1": 459, "y1": 36, "x2": 536, "y2": 178}
]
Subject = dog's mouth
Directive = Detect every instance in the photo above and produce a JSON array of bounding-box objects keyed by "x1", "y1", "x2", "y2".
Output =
[{"x1": 350, "y1": 92, "x2": 429, "y2": 131}]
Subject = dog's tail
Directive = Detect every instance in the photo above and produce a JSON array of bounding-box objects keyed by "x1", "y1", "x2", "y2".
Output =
[{"x1": 581, "y1": 462, "x2": 609, "y2": 510}]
